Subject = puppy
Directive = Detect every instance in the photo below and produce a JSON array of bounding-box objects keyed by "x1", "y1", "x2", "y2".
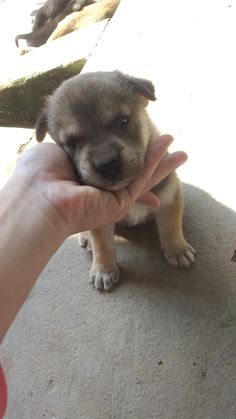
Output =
[{"x1": 35, "y1": 70, "x2": 195, "y2": 291}]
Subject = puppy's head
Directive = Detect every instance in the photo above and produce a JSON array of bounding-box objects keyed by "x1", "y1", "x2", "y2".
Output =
[{"x1": 36, "y1": 70, "x2": 156, "y2": 190}]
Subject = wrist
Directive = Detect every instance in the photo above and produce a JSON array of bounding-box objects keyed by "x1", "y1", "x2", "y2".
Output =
[{"x1": 0, "y1": 176, "x2": 67, "y2": 341}]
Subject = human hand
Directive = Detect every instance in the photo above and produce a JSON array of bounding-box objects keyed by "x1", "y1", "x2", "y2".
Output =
[
  {"x1": 0, "y1": 135, "x2": 187, "y2": 342},
  {"x1": 12, "y1": 134, "x2": 187, "y2": 238}
]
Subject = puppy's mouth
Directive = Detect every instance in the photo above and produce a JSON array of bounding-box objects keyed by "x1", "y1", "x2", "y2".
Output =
[{"x1": 77, "y1": 169, "x2": 135, "y2": 191}]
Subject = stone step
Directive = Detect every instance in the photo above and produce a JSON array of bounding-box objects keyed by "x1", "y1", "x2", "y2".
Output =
[{"x1": 0, "y1": 19, "x2": 109, "y2": 128}]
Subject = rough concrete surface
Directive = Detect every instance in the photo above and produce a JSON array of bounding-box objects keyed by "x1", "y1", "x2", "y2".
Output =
[{"x1": 1, "y1": 0, "x2": 236, "y2": 418}]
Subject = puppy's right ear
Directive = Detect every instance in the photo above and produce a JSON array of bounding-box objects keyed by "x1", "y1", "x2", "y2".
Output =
[{"x1": 35, "y1": 110, "x2": 48, "y2": 142}]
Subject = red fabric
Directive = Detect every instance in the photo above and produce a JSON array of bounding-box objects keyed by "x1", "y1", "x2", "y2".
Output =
[{"x1": 0, "y1": 364, "x2": 7, "y2": 418}]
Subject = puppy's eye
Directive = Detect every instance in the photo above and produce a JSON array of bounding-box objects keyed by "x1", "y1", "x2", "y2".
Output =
[
  {"x1": 115, "y1": 115, "x2": 129, "y2": 128},
  {"x1": 66, "y1": 136, "x2": 77, "y2": 149}
]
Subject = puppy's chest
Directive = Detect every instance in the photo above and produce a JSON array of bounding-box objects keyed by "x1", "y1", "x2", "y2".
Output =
[{"x1": 120, "y1": 202, "x2": 155, "y2": 226}]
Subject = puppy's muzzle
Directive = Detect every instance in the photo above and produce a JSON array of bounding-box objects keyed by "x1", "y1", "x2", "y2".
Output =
[{"x1": 95, "y1": 157, "x2": 121, "y2": 181}]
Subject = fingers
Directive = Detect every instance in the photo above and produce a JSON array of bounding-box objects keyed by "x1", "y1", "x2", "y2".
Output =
[
  {"x1": 137, "y1": 191, "x2": 161, "y2": 207},
  {"x1": 127, "y1": 134, "x2": 188, "y2": 203},
  {"x1": 147, "y1": 150, "x2": 188, "y2": 191},
  {"x1": 137, "y1": 150, "x2": 187, "y2": 207},
  {"x1": 128, "y1": 135, "x2": 174, "y2": 201},
  {"x1": 142, "y1": 135, "x2": 174, "y2": 180}
]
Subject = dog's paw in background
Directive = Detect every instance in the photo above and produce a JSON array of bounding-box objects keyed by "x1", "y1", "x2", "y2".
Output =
[
  {"x1": 163, "y1": 241, "x2": 196, "y2": 268},
  {"x1": 89, "y1": 264, "x2": 120, "y2": 292}
]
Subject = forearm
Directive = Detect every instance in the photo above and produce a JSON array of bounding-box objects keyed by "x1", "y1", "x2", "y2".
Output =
[{"x1": 0, "y1": 177, "x2": 67, "y2": 342}]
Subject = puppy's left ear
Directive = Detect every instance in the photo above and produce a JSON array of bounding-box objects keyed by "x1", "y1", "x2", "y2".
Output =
[
  {"x1": 117, "y1": 71, "x2": 156, "y2": 101},
  {"x1": 126, "y1": 75, "x2": 156, "y2": 101}
]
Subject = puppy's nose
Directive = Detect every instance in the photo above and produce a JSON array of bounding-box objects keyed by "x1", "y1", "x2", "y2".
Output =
[{"x1": 95, "y1": 158, "x2": 121, "y2": 180}]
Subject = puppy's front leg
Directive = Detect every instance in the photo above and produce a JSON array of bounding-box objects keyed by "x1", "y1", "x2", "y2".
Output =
[
  {"x1": 155, "y1": 183, "x2": 195, "y2": 268},
  {"x1": 89, "y1": 224, "x2": 119, "y2": 291}
]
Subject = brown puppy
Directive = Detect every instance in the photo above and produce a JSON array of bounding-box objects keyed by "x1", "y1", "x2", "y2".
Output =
[{"x1": 36, "y1": 70, "x2": 195, "y2": 291}]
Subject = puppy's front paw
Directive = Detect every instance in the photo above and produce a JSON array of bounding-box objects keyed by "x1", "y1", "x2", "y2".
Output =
[
  {"x1": 163, "y1": 242, "x2": 196, "y2": 268},
  {"x1": 89, "y1": 265, "x2": 120, "y2": 292}
]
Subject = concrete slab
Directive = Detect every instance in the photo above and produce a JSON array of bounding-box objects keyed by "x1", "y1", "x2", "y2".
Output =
[
  {"x1": 0, "y1": 19, "x2": 108, "y2": 84},
  {"x1": 1, "y1": 1, "x2": 236, "y2": 418}
]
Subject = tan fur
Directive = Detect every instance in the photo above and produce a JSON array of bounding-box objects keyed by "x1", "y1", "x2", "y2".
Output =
[
  {"x1": 48, "y1": 0, "x2": 120, "y2": 41},
  {"x1": 15, "y1": 0, "x2": 119, "y2": 53},
  {"x1": 35, "y1": 70, "x2": 195, "y2": 291}
]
